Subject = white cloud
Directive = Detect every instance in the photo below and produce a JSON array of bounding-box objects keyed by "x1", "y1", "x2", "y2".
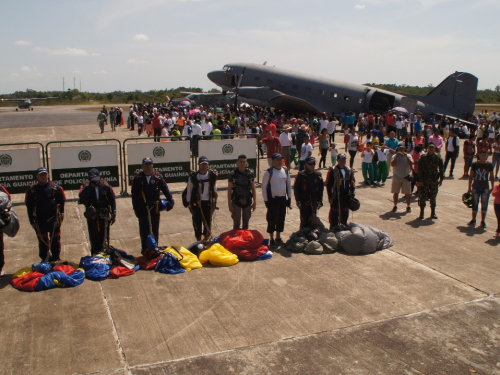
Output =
[
  {"x1": 72, "y1": 70, "x2": 82, "y2": 74},
  {"x1": 133, "y1": 34, "x2": 150, "y2": 41},
  {"x1": 94, "y1": 70, "x2": 108, "y2": 75},
  {"x1": 34, "y1": 46, "x2": 89, "y2": 56},
  {"x1": 127, "y1": 59, "x2": 149, "y2": 64},
  {"x1": 20, "y1": 66, "x2": 32, "y2": 72},
  {"x1": 91, "y1": 52, "x2": 101, "y2": 56},
  {"x1": 15, "y1": 40, "x2": 31, "y2": 46},
  {"x1": 355, "y1": 4, "x2": 366, "y2": 9}
]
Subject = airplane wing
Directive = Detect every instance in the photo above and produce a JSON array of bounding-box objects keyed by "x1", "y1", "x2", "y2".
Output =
[
  {"x1": 236, "y1": 87, "x2": 323, "y2": 113},
  {"x1": 1, "y1": 99, "x2": 24, "y2": 102},
  {"x1": 30, "y1": 97, "x2": 58, "y2": 100}
]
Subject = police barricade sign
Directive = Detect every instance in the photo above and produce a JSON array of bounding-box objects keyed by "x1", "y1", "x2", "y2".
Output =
[
  {"x1": 126, "y1": 141, "x2": 191, "y2": 184},
  {"x1": 0, "y1": 148, "x2": 43, "y2": 194},
  {"x1": 197, "y1": 139, "x2": 257, "y2": 180},
  {"x1": 49, "y1": 145, "x2": 120, "y2": 190}
]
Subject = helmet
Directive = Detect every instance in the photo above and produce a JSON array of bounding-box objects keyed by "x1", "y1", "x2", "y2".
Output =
[
  {"x1": 348, "y1": 196, "x2": 360, "y2": 211},
  {"x1": 159, "y1": 199, "x2": 168, "y2": 211},
  {"x1": 462, "y1": 192, "x2": 474, "y2": 208}
]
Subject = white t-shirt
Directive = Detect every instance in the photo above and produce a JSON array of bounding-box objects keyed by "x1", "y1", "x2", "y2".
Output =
[
  {"x1": 192, "y1": 124, "x2": 202, "y2": 136},
  {"x1": 327, "y1": 121, "x2": 338, "y2": 135},
  {"x1": 319, "y1": 119, "x2": 328, "y2": 132},
  {"x1": 446, "y1": 136, "x2": 460, "y2": 152},
  {"x1": 395, "y1": 120, "x2": 404, "y2": 130},
  {"x1": 377, "y1": 148, "x2": 389, "y2": 160},
  {"x1": 362, "y1": 149, "x2": 373, "y2": 163},
  {"x1": 330, "y1": 147, "x2": 338, "y2": 157},
  {"x1": 488, "y1": 125, "x2": 495, "y2": 138},
  {"x1": 300, "y1": 143, "x2": 314, "y2": 160},
  {"x1": 279, "y1": 132, "x2": 291, "y2": 147},
  {"x1": 262, "y1": 167, "x2": 291, "y2": 200},
  {"x1": 347, "y1": 134, "x2": 359, "y2": 151}
]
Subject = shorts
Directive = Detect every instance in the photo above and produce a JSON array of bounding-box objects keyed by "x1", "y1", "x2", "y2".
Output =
[
  {"x1": 344, "y1": 134, "x2": 349, "y2": 143},
  {"x1": 331, "y1": 156, "x2": 337, "y2": 165},
  {"x1": 391, "y1": 176, "x2": 411, "y2": 195},
  {"x1": 464, "y1": 156, "x2": 474, "y2": 170}
]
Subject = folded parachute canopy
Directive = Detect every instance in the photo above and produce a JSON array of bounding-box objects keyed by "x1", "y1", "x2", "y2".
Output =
[
  {"x1": 218, "y1": 229, "x2": 271, "y2": 261},
  {"x1": 79, "y1": 248, "x2": 139, "y2": 281},
  {"x1": 136, "y1": 246, "x2": 202, "y2": 273},
  {"x1": 198, "y1": 243, "x2": 239, "y2": 267},
  {"x1": 12, "y1": 261, "x2": 85, "y2": 292}
]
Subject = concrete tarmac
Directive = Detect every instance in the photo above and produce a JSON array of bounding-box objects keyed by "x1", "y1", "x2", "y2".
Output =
[{"x1": 0, "y1": 106, "x2": 499, "y2": 375}]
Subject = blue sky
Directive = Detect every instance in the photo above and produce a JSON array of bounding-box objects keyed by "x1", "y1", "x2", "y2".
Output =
[{"x1": 1, "y1": 0, "x2": 498, "y2": 94}]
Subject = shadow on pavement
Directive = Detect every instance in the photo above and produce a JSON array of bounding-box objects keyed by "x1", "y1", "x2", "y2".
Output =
[
  {"x1": 456, "y1": 225, "x2": 485, "y2": 237},
  {"x1": 379, "y1": 212, "x2": 406, "y2": 220},
  {"x1": 0, "y1": 274, "x2": 12, "y2": 290},
  {"x1": 405, "y1": 218, "x2": 436, "y2": 228},
  {"x1": 485, "y1": 238, "x2": 500, "y2": 247}
]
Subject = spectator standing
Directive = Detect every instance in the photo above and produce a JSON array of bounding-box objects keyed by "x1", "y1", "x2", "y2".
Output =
[
  {"x1": 279, "y1": 125, "x2": 292, "y2": 169},
  {"x1": 443, "y1": 128, "x2": 460, "y2": 178},
  {"x1": 467, "y1": 149, "x2": 494, "y2": 229},
  {"x1": 391, "y1": 144, "x2": 414, "y2": 213},
  {"x1": 262, "y1": 130, "x2": 282, "y2": 167}
]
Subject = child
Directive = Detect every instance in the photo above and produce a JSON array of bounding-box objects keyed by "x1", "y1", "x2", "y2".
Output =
[
  {"x1": 361, "y1": 140, "x2": 375, "y2": 185},
  {"x1": 343, "y1": 124, "x2": 350, "y2": 151},
  {"x1": 330, "y1": 143, "x2": 338, "y2": 166}
]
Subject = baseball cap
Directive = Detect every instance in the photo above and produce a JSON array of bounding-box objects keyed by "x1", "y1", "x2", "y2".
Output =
[
  {"x1": 338, "y1": 153, "x2": 347, "y2": 160},
  {"x1": 272, "y1": 153, "x2": 283, "y2": 160},
  {"x1": 427, "y1": 142, "x2": 436, "y2": 147},
  {"x1": 142, "y1": 157, "x2": 153, "y2": 164},
  {"x1": 198, "y1": 156, "x2": 209, "y2": 164},
  {"x1": 305, "y1": 156, "x2": 316, "y2": 164},
  {"x1": 37, "y1": 167, "x2": 48, "y2": 175},
  {"x1": 88, "y1": 168, "x2": 100, "y2": 182}
]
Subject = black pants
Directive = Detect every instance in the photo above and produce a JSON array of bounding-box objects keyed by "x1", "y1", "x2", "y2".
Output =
[
  {"x1": 320, "y1": 148, "x2": 328, "y2": 168},
  {"x1": 153, "y1": 128, "x2": 162, "y2": 142},
  {"x1": 138, "y1": 211, "x2": 160, "y2": 253},
  {"x1": 329, "y1": 207, "x2": 349, "y2": 229},
  {"x1": 348, "y1": 150, "x2": 357, "y2": 169},
  {"x1": 87, "y1": 219, "x2": 108, "y2": 255},
  {"x1": 0, "y1": 232, "x2": 4, "y2": 272},
  {"x1": 443, "y1": 151, "x2": 457, "y2": 174},
  {"x1": 35, "y1": 222, "x2": 61, "y2": 261},
  {"x1": 299, "y1": 203, "x2": 316, "y2": 229},
  {"x1": 266, "y1": 196, "x2": 287, "y2": 233},
  {"x1": 191, "y1": 201, "x2": 212, "y2": 240},
  {"x1": 329, "y1": 132, "x2": 335, "y2": 144}
]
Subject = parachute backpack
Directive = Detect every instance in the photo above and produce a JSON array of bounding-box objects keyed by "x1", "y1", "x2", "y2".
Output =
[{"x1": 462, "y1": 192, "x2": 474, "y2": 208}]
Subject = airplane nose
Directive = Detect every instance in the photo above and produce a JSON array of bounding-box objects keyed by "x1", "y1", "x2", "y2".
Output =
[{"x1": 207, "y1": 70, "x2": 226, "y2": 85}]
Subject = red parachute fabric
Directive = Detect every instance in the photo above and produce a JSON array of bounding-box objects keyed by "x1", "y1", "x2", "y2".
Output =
[
  {"x1": 218, "y1": 229, "x2": 268, "y2": 260},
  {"x1": 54, "y1": 264, "x2": 77, "y2": 275},
  {"x1": 136, "y1": 255, "x2": 162, "y2": 270},
  {"x1": 11, "y1": 272, "x2": 44, "y2": 292},
  {"x1": 108, "y1": 266, "x2": 135, "y2": 279}
]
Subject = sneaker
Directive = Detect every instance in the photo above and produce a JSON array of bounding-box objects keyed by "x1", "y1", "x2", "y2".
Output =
[
  {"x1": 392, "y1": 205, "x2": 397, "y2": 213},
  {"x1": 365, "y1": 181, "x2": 370, "y2": 186},
  {"x1": 449, "y1": 173, "x2": 454, "y2": 178},
  {"x1": 381, "y1": 182, "x2": 385, "y2": 186},
  {"x1": 494, "y1": 231, "x2": 499, "y2": 239},
  {"x1": 481, "y1": 221, "x2": 487, "y2": 229},
  {"x1": 275, "y1": 238, "x2": 285, "y2": 246},
  {"x1": 406, "y1": 206, "x2": 412, "y2": 213},
  {"x1": 270, "y1": 239, "x2": 276, "y2": 248},
  {"x1": 468, "y1": 219, "x2": 476, "y2": 226}
]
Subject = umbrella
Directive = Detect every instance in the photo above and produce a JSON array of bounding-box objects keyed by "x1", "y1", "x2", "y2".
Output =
[
  {"x1": 240, "y1": 102, "x2": 251, "y2": 108},
  {"x1": 179, "y1": 100, "x2": 191, "y2": 107},
  {"x1": 391, "y1": 107, "x2": 409, "y2": 114},
  {"x1": 187, "y1": 108, "x2": 200, "y2": 116}
]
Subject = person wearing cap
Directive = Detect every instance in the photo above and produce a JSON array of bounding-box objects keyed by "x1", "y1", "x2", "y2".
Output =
[
  {"x1": 325, "y1": 153, "x2": 356, "y2": 228},
  {"x1": 78, "y1": 168, "x2": 117, "y2": 254},
  {"x1": 391, "y1": 144, "x2": 414, "y2": 213},
  {"x1": 131, "y1": 158, "x2": 174, "y2": 253},
  {"x1": 228, "y1": 154, "x2": 256, "y2": 230},
  {"x1": 186, "y1": 156, "x2": 218, "y2": 242},
  {"x1": 25, "y1": 167, "x2": 66, "y2": 262},
  {"x1": 417, "y1": 142, "x2": 444, "y2": 220},
  {"x1": 279, "y1": 125, "x2": 292, "y2": 169},
  {"x1": 97, "y1": 110, "x2": 108, "y2": 134},
  {"x1": 294, "y1": 156, "x2": 324, "y2": 228},
  {"x1": 262, "y1": 153, "x2": 292, "y2": 247}
]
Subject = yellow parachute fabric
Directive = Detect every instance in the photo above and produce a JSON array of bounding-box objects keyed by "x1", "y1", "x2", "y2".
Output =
[
  {"x1": 165, "y1": 246, "x2": 203, "y2": 272},
  {"x1": 12, "y1": 267, "x2": 33, "y2": 279},
  {"x1": 198, "y1": 243, "x2": 239, "y2": 267}
]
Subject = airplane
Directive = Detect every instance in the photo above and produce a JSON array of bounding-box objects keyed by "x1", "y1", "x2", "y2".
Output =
[
  {"x1": 181, "y1": 92, "x2": 238, "y2": 107},
  {"x1": 0, "y1": 97, "x2": 58, "y2": 111},
  {"x1": 207, "y1": 63, "x2": 478, "y2": 121}
]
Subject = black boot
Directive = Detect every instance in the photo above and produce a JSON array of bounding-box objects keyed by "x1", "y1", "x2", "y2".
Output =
[
  {"x1": 430, "y1": 207, "x2": 438, "y2": 219},
  {"x1": 418, "y1": 207, "x2": 425, "y2": 220}
]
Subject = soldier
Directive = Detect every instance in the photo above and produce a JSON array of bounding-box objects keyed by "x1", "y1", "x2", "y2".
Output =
[
  {"x1": 228, "y1": 154, "x2": 256, "y2": 230},
  {"x1": 0, "y1": 185, "x2": 10, "y2": 277},
  {"x1": 25, "y1": 167, "x2": 66, "y2": 262},
  {"x1": 97, "y1": 109, "x2": 108, "y2": 134},
  {"x1": 325, "y1": 153, "x2": 356, "y2": 228},
  {"x1": 131, "y1": 157, "x2": 174, "y2": 253},
  {"x1": 78, "y1": 168, "x2": 117, "y2": 254},
  {"x1": 109, "y1": 107, "x2": 117, "y2": 132},
  {"x1": 417, "y1": 142, "x2": 444, "y2": 219},
  {"x1": 186, "y1": 156, "x2": 218, "y2": 241},
  {"x1": 293, "y1": 156, "x2": 324, "y2": 228}
]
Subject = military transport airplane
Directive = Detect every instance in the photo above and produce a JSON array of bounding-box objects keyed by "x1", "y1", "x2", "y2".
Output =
[
  {"x1": 207, "y1": 63, "x2": 478, "y2": 121},
  {"x1": 0, "y1": 97, "x2": 58, "y2": 111}
]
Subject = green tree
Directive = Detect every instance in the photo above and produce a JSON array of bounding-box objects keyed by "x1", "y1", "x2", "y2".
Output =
[{"x1": 107, "y1": 93, "x2": 114, "y2": 101}]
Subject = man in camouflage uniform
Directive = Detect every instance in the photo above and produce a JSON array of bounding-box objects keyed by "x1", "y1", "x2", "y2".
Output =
[
  {"x1": 417, "y1": 142, "x2": 444, "y2": 220},
  {"x1": 294, "y1": 156, "x2": 324, "y2": 229}
]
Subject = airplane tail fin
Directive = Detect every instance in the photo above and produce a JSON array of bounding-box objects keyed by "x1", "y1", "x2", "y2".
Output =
[{"x1": 425, "y1": 72, "x2": 478, "y2": 118}]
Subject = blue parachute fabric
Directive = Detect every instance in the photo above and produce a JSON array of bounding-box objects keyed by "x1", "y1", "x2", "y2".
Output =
[
  {"x1": 146, "y1": 235, "x2": 158, "y2": 251},
  {"x1": 256, "y1": 250, "x2": 273, "y2": 261},
  {"x1": 213, "y1": 236, "x2": 220, "y2": 243},
  {"x1": 155, "y1": 253, "x2": 185, "y2": 274},
  {"x1": 34, "y1": 269, "x2": 85, "y2": 291},
  {"x1": 32, "y1": 262, "x2": 52, "y2": 275},
  {"x1": 79, "y1": 256, "x2": 111, "y2": 281}
]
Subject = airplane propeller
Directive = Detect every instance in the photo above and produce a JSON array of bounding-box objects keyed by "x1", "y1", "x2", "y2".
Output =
[{"x1": 232, "y1": 68, "x2": 246, "y2": 109}]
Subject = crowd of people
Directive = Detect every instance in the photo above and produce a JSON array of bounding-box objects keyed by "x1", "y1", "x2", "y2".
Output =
[{"x1": 1, "y1": 104, "x2": 498, "y2": 277}]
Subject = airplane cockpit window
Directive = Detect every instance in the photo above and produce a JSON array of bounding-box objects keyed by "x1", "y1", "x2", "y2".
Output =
[
  {"x1": 344, "y1": 96, "x2": 350, "y2": 101},
  {"x1": 223, "y1": 66, "x2": 233, "y2": 72}
]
